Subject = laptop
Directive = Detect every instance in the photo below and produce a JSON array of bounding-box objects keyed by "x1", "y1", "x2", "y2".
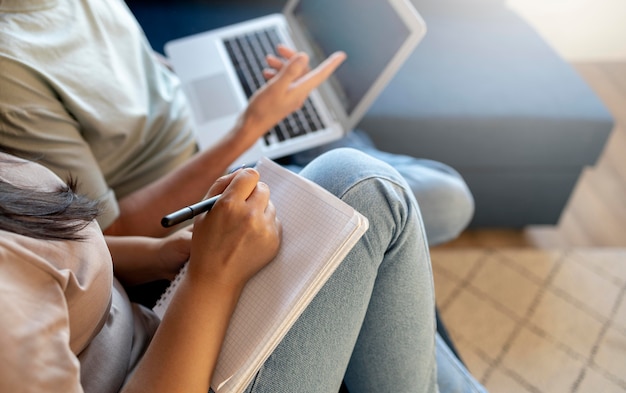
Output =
[{"x1": 164, "y1": 0, "x2": 427, "y2": 169}]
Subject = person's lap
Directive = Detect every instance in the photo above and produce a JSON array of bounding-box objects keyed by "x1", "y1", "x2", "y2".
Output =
[
  {"x1": 281, "y1": 130, "x2": 475, "y2": 246},
  {"x1": 243, "y1": 149, "x2": 486, "y2": 393}
]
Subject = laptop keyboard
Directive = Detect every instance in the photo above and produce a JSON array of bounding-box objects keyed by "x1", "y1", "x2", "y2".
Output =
[{"x1": 223, "y1": 28, "x2": 326, "y2": 147}]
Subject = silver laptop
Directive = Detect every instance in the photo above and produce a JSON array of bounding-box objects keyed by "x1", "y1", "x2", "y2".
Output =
[{"x1": 165, "y1": 0, "x2": 427, "y2": 169}]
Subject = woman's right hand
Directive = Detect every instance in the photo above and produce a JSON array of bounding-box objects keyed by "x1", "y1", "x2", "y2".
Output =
[
  {"x1": 187, "y1": 168, "x2": 282, "y2": 293},
  {"x1": 233, "y1": 49, "x2": 346, "y2": 147},
  {"x1": 123, "y1": 168, "x2": 281, "y2": 393}
]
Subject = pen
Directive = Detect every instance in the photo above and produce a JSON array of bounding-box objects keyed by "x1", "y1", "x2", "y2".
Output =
[{"x1": 161, "y1": 194, "x2": 221, "y2": 228}]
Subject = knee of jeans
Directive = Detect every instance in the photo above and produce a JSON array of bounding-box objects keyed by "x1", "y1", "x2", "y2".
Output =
[
  {"x1": 300, "y1": 148, "x2": 426, "y2": 250},
  {"x1": 417, "y1": 176, "x2": 475, "y2": 246},
  {"x1": 298, "y1": 147, "x2": 407, "y2": 198}
]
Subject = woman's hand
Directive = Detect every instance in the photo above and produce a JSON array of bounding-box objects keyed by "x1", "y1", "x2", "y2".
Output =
[
  {"x1": 262, "y1": 44, "x2": 317, "y2": 80},
  {"x1": 107, "y1": 227, "x2": 192, "y2": 286},
  {"x1": 234, "y1": 46, "x2": 346, "y2": 146},
  {"x1": 122, "y1": 169, "x2": 281, "y2": 393},
  {"x1": 187, "y1": 168, "x2": 282, "y2": 293},
  {"x1": 154, "y1": 226, "x2": 193, "y2": 280}
]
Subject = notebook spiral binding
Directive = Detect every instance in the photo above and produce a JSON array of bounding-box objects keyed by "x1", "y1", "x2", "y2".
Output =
[{"x1": 153, "y1": 263, "x2": 189, "y2": 317}]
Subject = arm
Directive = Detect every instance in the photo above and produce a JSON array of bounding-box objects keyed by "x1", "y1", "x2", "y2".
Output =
[
  {"x1": 122, "y1": 168, "x2": 282, "y2": 393},
  {"x1": 105, "y1": 49, "x2": 346, "y2": 238},
  {"x1": 106, "y1": 227, "x2": 192, "y2": 287}
]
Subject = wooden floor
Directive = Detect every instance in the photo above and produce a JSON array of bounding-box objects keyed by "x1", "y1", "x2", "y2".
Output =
[{"x1": 436, "y1": 61, "x2": 626, "y2": 249}]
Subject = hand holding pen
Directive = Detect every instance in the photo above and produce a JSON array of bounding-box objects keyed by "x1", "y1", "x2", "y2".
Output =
[
  {"x1": 181, "y1": 166, "x2": 282, "y2": 285},
  {"x1": 161, "y1": 164, "x2": 257, "y2": 228}
]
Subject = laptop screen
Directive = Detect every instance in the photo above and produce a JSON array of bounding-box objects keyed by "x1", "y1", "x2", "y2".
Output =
[{"x1": 293, "y1": 0, "x2": 412, "y2": 116}]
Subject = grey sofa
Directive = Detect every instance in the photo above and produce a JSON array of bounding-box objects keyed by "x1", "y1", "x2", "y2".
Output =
[{"x1": 127, "y1": 0, "x2": 614, "y2": 227}]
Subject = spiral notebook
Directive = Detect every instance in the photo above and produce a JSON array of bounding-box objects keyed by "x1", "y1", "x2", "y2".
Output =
[{"x1": 153, "y1": 156, "x2": 369, "y2": 393}]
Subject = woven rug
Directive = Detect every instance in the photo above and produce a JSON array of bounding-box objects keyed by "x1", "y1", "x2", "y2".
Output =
[{"x1": 431, "y1": 248, "x2": 626, "y2": 392}]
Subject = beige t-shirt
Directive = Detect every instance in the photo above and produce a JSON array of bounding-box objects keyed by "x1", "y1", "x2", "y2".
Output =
[
  {"x1": 0, "y1": 0, "x2": 197, "y2": 229},
  {"x1": 0, "y1": 153, "x2": 159, "y2": 393}
]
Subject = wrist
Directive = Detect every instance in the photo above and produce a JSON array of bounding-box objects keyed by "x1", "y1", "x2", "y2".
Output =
[
  {"x1": 185, "y1": 255, "x2": 248, "y2": 299},
  {"x1": 230, "y1": 111, "x2": 265, "y2": 149},
  {"x1": 185, "y1": 263, "x2": 246, "y2": 304}
]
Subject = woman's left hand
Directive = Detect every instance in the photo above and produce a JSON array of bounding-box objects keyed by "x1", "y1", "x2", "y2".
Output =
[
  {"x1": 107, "y1": 227, "x2": 193, "y2": 286},
  {"x1": 155, "y1": 226, "x2": 193, "y2": 280}
]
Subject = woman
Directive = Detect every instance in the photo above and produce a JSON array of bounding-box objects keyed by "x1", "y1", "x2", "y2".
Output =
[{"x1": 0, "y1": 147, "x2": 485, "y2": 393}]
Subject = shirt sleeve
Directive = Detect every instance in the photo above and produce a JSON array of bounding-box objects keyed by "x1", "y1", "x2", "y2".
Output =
[
  {"x1": 0, "y1": 247, "x2": 84, "y2": 393},
  {"x1": 0, "y1": 58, "x2": 120, "y2": 229}
]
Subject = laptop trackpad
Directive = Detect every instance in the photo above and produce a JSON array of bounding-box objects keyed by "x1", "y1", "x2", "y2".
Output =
[{"x1": 184, "y1": 73, "x2": 241, "y2": 125}]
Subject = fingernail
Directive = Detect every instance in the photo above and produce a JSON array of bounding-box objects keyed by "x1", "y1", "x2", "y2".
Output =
[
  {"x1": 228, "y1": 162, "x2": 257, "y2": 174},
  {"x1": 295, "y1": 53, "x2": 308, "y2": 64}
]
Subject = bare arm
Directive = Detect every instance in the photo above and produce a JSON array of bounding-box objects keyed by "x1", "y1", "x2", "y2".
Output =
[
  {"x1": 121, "y1": 168, "x2": 282, "y2": 393},
  {"x1": 106, "y1": 227, "x2": 192, "y2": 287},
  {"x1": 104, "y1": 50, "x2": 346, "y2": 238}
]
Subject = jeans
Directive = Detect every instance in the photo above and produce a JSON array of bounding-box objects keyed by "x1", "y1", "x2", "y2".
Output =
[
  {"x1": 243, "y1": 149, "x2": 486, "y2": 393},
  {"x1": 283, "y1": 130, "x2": 475, "y2": 246}
]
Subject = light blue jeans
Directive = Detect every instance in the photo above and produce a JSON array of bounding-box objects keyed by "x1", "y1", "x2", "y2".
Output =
[
  {"x1": 283, "y1": 130, "x2": 475, "y2": 246},
  {"x1": 243, "y1": 149, "x2": 486, "y2": 393}
]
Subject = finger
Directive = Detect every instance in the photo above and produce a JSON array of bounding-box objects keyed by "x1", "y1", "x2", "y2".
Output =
[
  {"x1": 219, "y1": 168, "x2": 261, "y2": 203},
  {"x1": 265, "y1": 54, "x2": 284, "y2": 71},
  {"x1": 246, "y1": 181, "x2": 272, "y2": 213},
  {"x1": 262, "y1": 68, "x2": 278, "y2": 80},
  {"x1": 206, "y1": 171, "x2": 239, "y2": 197},
  {"x1": 276, "y1": 44, "x2": 298, "y2": 60},
  {"x1": 266, "y1": 200, "x2": 282, "y2": 240},
  {"x1": 275, "y1": 211, "x2": 283, "y2": 239},
  {"x1": 261, "y1": 198, "x2": 282, "y2": 249},
  {"x1": 273, "y1": 52, "x2": 310, "y2": 88},
  {"x1": 265, "y1": 198, "x2": 277, "y2": 218},
  {"x1": 294, "y1": 51, "x2": 346, "y2": 93},
  {"x1": 270, "y1": 201, "x2": 283, "y2": 246}
]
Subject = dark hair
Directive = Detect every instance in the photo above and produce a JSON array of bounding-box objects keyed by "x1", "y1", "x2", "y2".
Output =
[{"x1": 0, "y1": 148, "x2": 101, "y2": 241}]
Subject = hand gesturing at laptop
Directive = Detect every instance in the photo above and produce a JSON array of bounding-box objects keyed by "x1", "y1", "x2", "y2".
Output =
[{"x1": 237, "y1": 45, "x2": 346, "y2": 145}]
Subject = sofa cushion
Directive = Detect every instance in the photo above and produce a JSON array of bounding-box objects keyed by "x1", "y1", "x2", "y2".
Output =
[
  {"x1": 358, "y1": 0, "x2": 613, "y2": 226},
  {"x1": 361, "y1": 0, "x2": 613, "y2": 171}
]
